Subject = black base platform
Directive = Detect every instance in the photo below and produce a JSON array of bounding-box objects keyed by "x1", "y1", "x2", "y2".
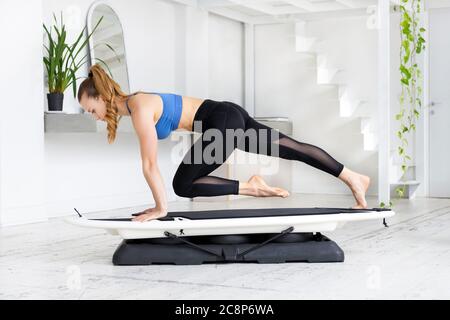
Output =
[{"x1": 112, "y1": 231, "x2": 345, "y2": 265}]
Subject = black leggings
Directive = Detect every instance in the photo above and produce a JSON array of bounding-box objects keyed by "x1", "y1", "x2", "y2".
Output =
[{"x1": 172, "y1": 99, "x2": 344, "y2": 198}]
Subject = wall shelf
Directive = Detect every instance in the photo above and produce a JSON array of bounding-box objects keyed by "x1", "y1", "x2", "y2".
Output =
[
  {"x1": 44, "y1": 113, "x2": 292, "y2": 136},
  {"x1": 44, "y1": 113, "x2": 97, "y2": 133},
  {"x1": 44, "y1": 112, "x2": 195, "y2": 137}
]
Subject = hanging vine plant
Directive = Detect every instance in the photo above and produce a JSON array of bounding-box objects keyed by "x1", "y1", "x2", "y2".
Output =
[{"x1": 381, "y1": 0, "x2": 426, "y2": 208}]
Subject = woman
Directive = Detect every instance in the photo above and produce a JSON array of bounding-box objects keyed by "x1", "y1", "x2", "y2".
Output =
[{"x1": 78, "y1": 64, "x2": 370, "y2": 222}]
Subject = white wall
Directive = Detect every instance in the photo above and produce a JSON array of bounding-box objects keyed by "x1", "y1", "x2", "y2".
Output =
[
  {"x1": 208, "y1": 13, "x2": 245, "y2": 104},
  {"x1": 254, "y1": 17, "x2": 379, "y2": 196},
  {"x1": 0, "y1": 0, "x2": 245, "y2": 225},
  {"x1": 43, "y1": 0, "x2": 182, "y2": 113},
  {"x1": 0, "y1": 0, "x2": 47, "y2": 225},
  {"x1": 41, "y1": 0, "x2": 245, "y2": 218}
]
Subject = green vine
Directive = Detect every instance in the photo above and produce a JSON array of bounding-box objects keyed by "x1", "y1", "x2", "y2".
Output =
[{"x1": 380, "y1": 0, "x2": 426, "y2": 209}]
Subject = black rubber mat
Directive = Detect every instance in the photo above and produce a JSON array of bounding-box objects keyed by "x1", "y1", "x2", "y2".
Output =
[{"x1": 91, "y1": 206, "x2": 391, "y2": 222}]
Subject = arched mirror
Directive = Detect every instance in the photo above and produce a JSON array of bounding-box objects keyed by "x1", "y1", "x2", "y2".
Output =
[{"x1": 87, "y1": 2, "x2": 130, "y2": 93}]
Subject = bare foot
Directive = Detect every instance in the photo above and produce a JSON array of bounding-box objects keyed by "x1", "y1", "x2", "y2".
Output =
[
  {"x1": 338, "y1": 167, "x2": 370, "y2": 209},
  {"x1": 349, "y1": 173, "x2": 370, "y2": 209},
  {"x1": 240, "y1": 175, "x2": 290, "y2": 198}
]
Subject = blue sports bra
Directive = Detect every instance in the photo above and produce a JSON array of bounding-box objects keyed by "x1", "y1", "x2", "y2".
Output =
[{"x1": 126, "y1": 92, "x2": 182, "y2": 140}]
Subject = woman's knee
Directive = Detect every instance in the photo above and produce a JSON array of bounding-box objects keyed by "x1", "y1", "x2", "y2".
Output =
[{"x1": 172, "y1": 174, "x2": 194, "y2": 198}]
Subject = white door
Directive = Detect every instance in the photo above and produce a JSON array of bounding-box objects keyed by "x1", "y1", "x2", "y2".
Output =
[{"x1": 429, "y1": 8, "x2": 450, "y2": 197}]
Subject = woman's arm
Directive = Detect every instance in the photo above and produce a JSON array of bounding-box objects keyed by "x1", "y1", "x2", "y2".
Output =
[{"x1": 131, "y1": 99, "x2": 168, "y2": 212}]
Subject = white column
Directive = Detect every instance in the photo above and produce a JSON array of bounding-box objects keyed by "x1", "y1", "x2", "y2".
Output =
[
  {"x1": 0, "y1": 0, "x2": 47, "y2": 225},
  {"x1": 185, "y1": 5, "x2": 209, "y2": 98},
  {"x1": 174, "y1": 4, "x2": 187, "y2": 94},
  {"x1": 377, "y1": 0, "x2": 391, "y2": 205},
  {"x1": 244, "y1": 23, "x2": 255, "y2": 116}
]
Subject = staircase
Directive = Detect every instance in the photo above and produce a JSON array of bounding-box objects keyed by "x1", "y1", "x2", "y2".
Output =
[
  {"x1": 295, "y1": 21, "x2": 378, "y2": 152},
  {"x1": 295, "y1": 21, "x2": 419, "y2": 198}
]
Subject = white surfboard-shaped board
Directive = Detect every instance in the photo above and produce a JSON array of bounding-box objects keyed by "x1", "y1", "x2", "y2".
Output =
[{"x1": 65, "y1": 207, "x2": 395, "y2": 240}]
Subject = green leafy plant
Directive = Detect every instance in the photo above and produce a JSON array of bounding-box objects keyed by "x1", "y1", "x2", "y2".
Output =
[
  {"x1": 381, "y1": 0, "x2": 426, "y2": 209},
  {"x1": 43, "y1": 12, "x2": 103, "y2": 97}
]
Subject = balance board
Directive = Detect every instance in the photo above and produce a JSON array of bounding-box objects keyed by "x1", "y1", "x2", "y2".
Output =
[{"x1": 65, "y1": 207, "x2": 394, "y2": 265}]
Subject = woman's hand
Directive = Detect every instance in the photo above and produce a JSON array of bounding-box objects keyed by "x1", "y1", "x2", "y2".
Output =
[{"x1": 132, "y1": 206, "x2": 168, "y2": 222}]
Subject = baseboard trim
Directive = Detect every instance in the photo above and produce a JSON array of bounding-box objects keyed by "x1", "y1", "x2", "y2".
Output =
[{"x1": 1, "y1": 203, "x2": 48, "y2": 227}]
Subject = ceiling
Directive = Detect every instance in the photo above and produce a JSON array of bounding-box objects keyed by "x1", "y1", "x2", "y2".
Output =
[
  {"x1": 175, "y1": 0, "x2": 379, "y2": 23},
  {"x1": 198, "y1": 0, "x2": 378, "y2": 15},
  {"x1": 170, "y1": 0, "x2": 450, "y2": 24}
]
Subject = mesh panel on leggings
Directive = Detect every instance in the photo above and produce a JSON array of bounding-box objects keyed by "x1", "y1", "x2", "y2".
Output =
[
  {"x1": 192, "y1": 176, "x2": 235, "y2": 185},
  {"x1": 273, "y1": 136, "x2": 344, "y2": 177}
]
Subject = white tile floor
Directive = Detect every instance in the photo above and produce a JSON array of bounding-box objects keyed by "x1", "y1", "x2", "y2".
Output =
[{"x1": 0, "y1": 194, "x2": 449, "y2": 300}]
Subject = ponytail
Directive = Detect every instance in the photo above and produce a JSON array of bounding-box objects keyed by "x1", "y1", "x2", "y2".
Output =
[{"x1": 78, "y1": 64, "x2": 128, "y2": 143}]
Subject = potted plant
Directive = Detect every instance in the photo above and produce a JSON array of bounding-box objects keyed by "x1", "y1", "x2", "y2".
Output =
[{"x1": 43, "y1": 12, "x2": 103, "y2": 111}]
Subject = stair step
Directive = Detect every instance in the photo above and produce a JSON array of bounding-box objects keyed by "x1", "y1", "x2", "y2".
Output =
[
  {"x1": 363, "y1": 132, "x2": 378, "y2": 151},
  {"x1": 360, "y1": 116, "x2": 377, "y2": 133},
  {"x1": 390, "y1": 180, "x2": 420, "y2": 186},
  {"x1": 389, "y1": 164, "x2": 415, "y2": 183},
  {"x1": 295, "y1": 36, "x2": 317, "y2": 52},
  {"x1": 317, "y1": 67, "x2": 341, "y2": 84},
  {"x1": 390, "y1": 180, "x2": 420, "y2": 199}
]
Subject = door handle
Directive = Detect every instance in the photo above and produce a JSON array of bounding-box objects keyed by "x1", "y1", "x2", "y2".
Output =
[{"x1": 430, "y1": 101, "x2": 442, "y2": 107}]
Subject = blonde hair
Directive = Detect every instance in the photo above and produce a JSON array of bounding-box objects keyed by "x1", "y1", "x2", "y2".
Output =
[{"x1": 77, "y1": 64, "x2": 128, "y2": 144}]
